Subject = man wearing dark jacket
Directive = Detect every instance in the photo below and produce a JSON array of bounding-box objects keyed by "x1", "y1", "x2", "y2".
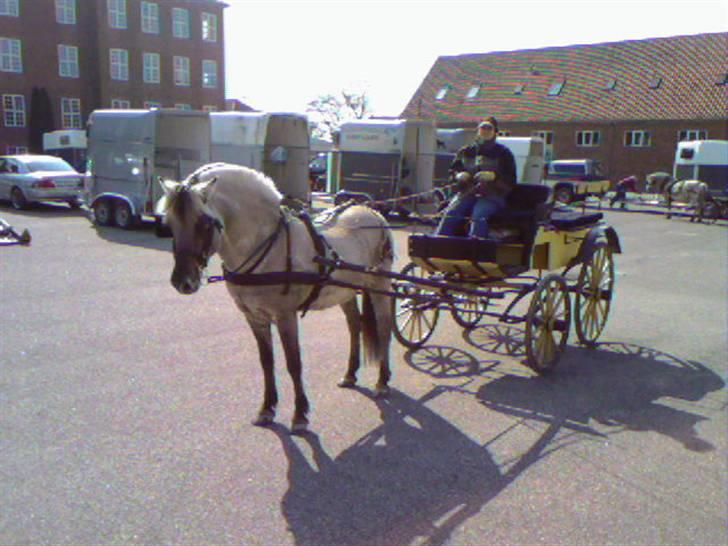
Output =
[{"x1": 436, "y1": 117, "x2": 517, "y2": 238}]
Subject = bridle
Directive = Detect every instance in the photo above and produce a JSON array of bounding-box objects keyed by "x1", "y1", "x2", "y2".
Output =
[{"x1": 171, "y1": 211, "x2": 223, "y2": 270}]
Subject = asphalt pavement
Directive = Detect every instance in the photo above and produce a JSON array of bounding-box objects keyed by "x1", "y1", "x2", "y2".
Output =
[{"x1": 1, "y1": 201, "x2": 726, "y2": 545}]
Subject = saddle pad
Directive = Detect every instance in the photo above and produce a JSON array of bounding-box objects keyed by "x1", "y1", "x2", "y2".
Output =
[{"x1": 549, "y1": 211, "x2": 603, "y2": 230}]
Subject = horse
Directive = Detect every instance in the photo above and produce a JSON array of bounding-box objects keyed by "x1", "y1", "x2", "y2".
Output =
[
  {"x1": 159, "y1": 163, "x2": 394, "y2": 434},
  {"x1": 645, "y1": 176, "x2": 711, "y2": 222}
]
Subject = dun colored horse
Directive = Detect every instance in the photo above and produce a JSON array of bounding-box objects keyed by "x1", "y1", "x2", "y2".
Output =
[
  {"x1": 159, "y1": 163, "x2": 394, "y2": 434},
  {"x1": 645, "y1": 176, "x2": 711, "y2": 222}
]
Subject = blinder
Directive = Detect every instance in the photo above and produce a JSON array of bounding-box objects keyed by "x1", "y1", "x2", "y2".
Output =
[{"x1": 172, "y1": 212, "x2": 223, "y2": 269}]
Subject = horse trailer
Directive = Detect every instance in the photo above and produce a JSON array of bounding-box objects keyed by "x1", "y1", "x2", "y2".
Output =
[
  {"x1": 674, "y1": 140, "x2": 728, "y2": 195},
  {"x1": 86, "y1": 109, "x2": 211, "y2": 229},
  {"x1": 328, "y1": 119, "x2": 436, "y2": 213},
  {"x1": 42, "y1": 129, "x2": 87, "y2": 173},
  {"x1": 210, "y1": 112, "x2": 310, "y2": 202}
]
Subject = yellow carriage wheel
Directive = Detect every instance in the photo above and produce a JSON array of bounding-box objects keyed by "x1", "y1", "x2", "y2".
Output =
[
  {"x1": 574, "y1": 241, "x2": 614, "y2": 347},
  {"x1": 392, "y1": 262, "x2": 440, "y2": 349},
  {"x1": 525, "y1": 273, "x2": 571, "y2": 373}
]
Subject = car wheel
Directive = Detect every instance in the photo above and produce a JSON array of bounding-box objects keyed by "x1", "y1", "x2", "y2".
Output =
[
  {"x1": 113, "y1": 201, "x2": 137, "y2": 230},
  {"x1": 11, "y1": 187, "x2": 28, "y2": 210},
  {"x1": 93, "y1": 199, "x2": 113, "y2": 226}
]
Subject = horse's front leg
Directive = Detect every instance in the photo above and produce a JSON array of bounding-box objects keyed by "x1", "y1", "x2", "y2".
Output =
[
  {"x1": 247, "y1": 316, "x2": 278, "y2": 427},
  {"x1": 338, "y1": 297, "x2": 361, "y2": 389},
  {"x1": 277, "y1": 312, "x2": 310, "y2": 434}
]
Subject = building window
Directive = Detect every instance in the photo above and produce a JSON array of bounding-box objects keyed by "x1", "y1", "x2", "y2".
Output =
[
  {"x1": 678, "y1": 129, "x2": 707, "y2": 142},
  {"x1": 108, "y1": 0, "x2": 127, "y2": 29},
  {"x1": 0, "y1": 0, "x2": 19, "y2": 16},
  {"x1": 576, "y1": 130, "x2": 600, "y2": 147},
  {"x1": 172, "y1": 8, "x2": 190, "y2": 38},
  {"x1": 513, "y1": 83, "x2": 525, "y2": 95},
  {"x1": 174, "y1": 103, "x2": 191, "y2": 110},
  {"x1": 144, "y1": 101, "x2": 161, "y2": 109},
  {"x1": 624, "y1": 130, "x2": 651, "y2": 147},
  {"x1": 202, "y1": 12, "x2": 217, "y2": 42},
  {"x1": 7, "y1": 145, "x2": 28, "y2": 154},
  {"x1": 110, "y1": 48, "x2": 129, "y2": 80},
  {"x1": 174, "y1": 56, "x2": 190, "y2": 86},
  {"x1": 435, "y1": 85, "x2": 449, "y2": 100},
  {"x1": 603, "y1": 78, "x2": 617, "y2": 90},
  {"x1": 548, "y1": 79, "x2": 565, "y2": 96},
  {"x1": 202, "y1": 59, "x2": 217, "y2": 88},
  {"x1": 0, "y1": 37, "x2": 22, "y2": 72},
  {"x1": 465, "y1": 85, "x2": 480, "y2": 100},
  {"x1": 533, "y1": 130, "x2": 554, "y2": 145},
  {"x1": 111, "y1": 99, "x2": 130, "y2": 109},
  {"x1": 143, "y1": 52, "x2": 160, "y2": 83},
  {"x1": 203, "y1": 105, "x2": 217, "y2": 112},
  {"x1": 648, "y1": 75, "x2": 662, "y2": 89},
  {"x1": 61, "y1": 97, "x2": 82, "y2": 128},
  {"x1": 2, "y1": 94, "x2": 25, "y2": 127},
  {"x1": 141, "y1": 2, "x2": 159, "y2": 34},
  {"x1": 56, "y1": 0, "x2": 76, "y2": 24},
  {"x1": 58, "y1": 45, "x2": 79, "y2": 78}
]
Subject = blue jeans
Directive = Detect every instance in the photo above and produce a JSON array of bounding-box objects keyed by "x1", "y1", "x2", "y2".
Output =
[{"x1": 436, "y1": 194, "x2": 507, "y2": 238}]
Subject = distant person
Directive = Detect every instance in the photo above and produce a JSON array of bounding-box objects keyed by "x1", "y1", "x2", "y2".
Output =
[
  {"x1": 435, "y1": 117, "x2": 517, "y2": 238},
  {"x1": 610, "y1": 175, "x2": 638, "y2": 209}
]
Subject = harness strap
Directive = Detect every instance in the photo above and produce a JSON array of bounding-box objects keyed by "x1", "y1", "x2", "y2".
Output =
[{"x1": 296, "y1": 208, "x2": 337, "y2": 316}]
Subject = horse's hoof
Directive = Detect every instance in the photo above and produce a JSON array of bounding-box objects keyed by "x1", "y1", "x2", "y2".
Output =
[
  {"x1": 374, "y1": 384, "x2": 390, "y2": 398},
  {"x1": 290, "y1": 419, "x2": 309, "y2": 435},
  {"x1": 252, "y1": 411, "x2": 275, "y2": 427},
  {"x1": 338, "y1": 377, "x2": 357, "y2": 389}
]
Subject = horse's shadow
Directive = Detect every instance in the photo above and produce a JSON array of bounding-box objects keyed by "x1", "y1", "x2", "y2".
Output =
[{"x1": 274, "y1": 387, "x2": 554, "y2": 546}]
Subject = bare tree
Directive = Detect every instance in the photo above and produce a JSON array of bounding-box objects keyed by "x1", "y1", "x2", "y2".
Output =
[{"x1": 306, "y1": 90, "x2": 371, "y2": 141}]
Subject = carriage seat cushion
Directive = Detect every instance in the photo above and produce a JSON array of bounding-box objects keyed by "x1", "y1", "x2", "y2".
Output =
[
  {"x1": 409, "y1": 234, "x2": 499, "y2": 263},
  {"x1": 549, "y1": 210, "x2": 604, "y2": 230},
  {"x1": 490, "y1": 184, "x2": 551, "y2": 224}
]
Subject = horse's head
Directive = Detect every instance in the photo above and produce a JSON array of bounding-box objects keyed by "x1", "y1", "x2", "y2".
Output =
[{"x1": 159, "y1": 176, "x2": 223, "y2": 295}]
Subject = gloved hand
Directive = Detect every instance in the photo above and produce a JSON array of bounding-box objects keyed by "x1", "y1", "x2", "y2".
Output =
[{"x1": 454, "y1": 171, "x2": 473, "y2": 192}]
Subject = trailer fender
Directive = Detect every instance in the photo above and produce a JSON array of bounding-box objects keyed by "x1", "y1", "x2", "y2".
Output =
[{"x1": 89, "y1": 193, "x2": 139, "y2": 216}]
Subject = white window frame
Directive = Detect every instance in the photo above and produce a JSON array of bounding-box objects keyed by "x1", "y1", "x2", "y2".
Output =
[
  {"x1": 143, "y1": 52, "x2": 160, "y2": 83},
  {"x1": 55, "y1": 0, "x2": 76, "y2": 24},
  {"x1": 111, "y1": 99, "x2": 130, "y2": 109},
  {"x1": 678, "y1": 129, "x2": 707, "y2": 142},
  {"x1": 2, "y1": 94, "x2": 25, "y2": 127},
  {"x1": 108, "y1": 0, "x2": 127, "y2": 29},
  {"x1": 144, "y1": 101, "x2": 161, "y2": 109},
  {"x1": 172, "y1": 8, "x2": 190, "y2": 39},
  {"x1": 624, "y1": 130, "x2": 651, "y2": 148},
  {"x1": 109, "y1": 48, "x2": 129, "y2": 81},
  {"x1": 202, "y1": 105, "x2": 217, "y2": 112},
  {"x1": 174, "y1": 103, "x2": 191, "y2": 110},
  {"x1": 61, "y1": 97, "x2": 82, "y2": 129},
  {"x1": 201, "y1": 12, "x2": 217, "y2": 42},
  {"x1": 173, "y1": 55, "x2": 190, "y2": 86},
  {"x1": 202, "y1": 59, "x2": 217, "y2": 88},
  {"x1": 141, "y1": 2, "x2": 159, "y2": 34},
  {"x1": 0, "y1": 0, "x2": 19, "y2": 17},
  {"x1": 7, "y1": 145, "x2": 28, "y2": 154},
  {"x1": 576, "y1": 130, "x2": 601, "y2": 147},
  {"x1": 58, "y1": 44, "x2": 79, "y2": 78},
  {"x1": 435, "y1": 86, "x2": 449, "y2": 100},
  {"x1": 0, "y1": 37, "x2": 22, "y2": 72},
  {"x1": 533, "y1": 130, "x2": 554, "y2": 145},
  {"x1": 465, "y1": 85, "x2": 480, "y2": 100}
]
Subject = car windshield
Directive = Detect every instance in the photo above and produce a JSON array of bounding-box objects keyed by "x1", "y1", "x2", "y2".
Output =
[
  {"x1": 551, "y1": 163, "x2": 586, "y2": 175},
  {"x1": 23, "y1": 157, "x2": 76, "y2": 173}
]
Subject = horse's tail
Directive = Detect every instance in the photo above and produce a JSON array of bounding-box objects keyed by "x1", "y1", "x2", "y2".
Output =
[{"x1": 361, "y1": 291, "x2": 380, "y2": 366}]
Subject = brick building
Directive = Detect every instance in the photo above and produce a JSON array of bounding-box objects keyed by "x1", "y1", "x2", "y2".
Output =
[
  {"x1": 402, "y1": 32, "x2": 728, "y2": 186},
  {"x1": 0, "y1": 0, "x2": 227, "y2": 154}
]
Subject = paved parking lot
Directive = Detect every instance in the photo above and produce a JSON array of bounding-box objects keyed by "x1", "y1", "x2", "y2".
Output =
[{"x1": 1, "y1": 202, "x2": 726, "y2": 545}]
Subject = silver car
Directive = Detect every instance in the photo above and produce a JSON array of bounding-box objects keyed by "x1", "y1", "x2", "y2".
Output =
[{"x1": 0, "y1": 155, "x2": 84, "y2": 210}]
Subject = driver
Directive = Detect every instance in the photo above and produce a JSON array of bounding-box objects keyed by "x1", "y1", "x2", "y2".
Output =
[{"x1": 435, "y1": 117, "x2": 517, "y2": 238}]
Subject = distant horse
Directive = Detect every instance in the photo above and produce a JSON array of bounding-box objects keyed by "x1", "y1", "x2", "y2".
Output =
[
  {"x1": 159, "y1": 163, "x2": 394, "y2": 434},
  {"x1": 645, "y1": 175, "x2": 711, "y2": 222}
]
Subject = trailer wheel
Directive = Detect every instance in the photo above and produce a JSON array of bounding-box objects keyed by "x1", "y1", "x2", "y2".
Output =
[
  {"x1": 554, "y1": 186, "x2": 574, "y2": 204},
  {"x1": 93, "y1": 199, "x2": 113, "y2": 226},
  {"x1": 113, "y1": 201, "x2": 137, "y2": 230}
]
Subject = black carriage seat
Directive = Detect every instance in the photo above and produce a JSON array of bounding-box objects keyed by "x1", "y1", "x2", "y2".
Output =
[
  {"x1": 490, "y1": 184, "x2": 552, "y2": 238},
  {"x1": 548, "y1": 207, "x2": 604, "y2": 230}
]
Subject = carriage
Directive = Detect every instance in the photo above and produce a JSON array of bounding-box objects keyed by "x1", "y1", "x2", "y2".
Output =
[{"x1": 390, "y1": 183, "x2": 621, "y2": 372}]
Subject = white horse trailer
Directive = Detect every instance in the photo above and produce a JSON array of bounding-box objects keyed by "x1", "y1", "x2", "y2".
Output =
[
  {"x1": 210, "y1": 112, "x2": 310, "y2": 202},
  {"x1": 86, "y1": 109, "x2": 211, "y2": 229},
  {"x1": 328, "y1": 119, "x2": 436, "y2": 213},
  {"x1": 42, "y1": 129, "x2": 87, "y2": 173},
  {"x1": 674, "y1": 140, "x2": 728, "y2": 195}
]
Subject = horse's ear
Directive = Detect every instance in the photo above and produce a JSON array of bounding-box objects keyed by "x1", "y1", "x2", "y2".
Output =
[
  {"x1": 200, "y1": 176, "x2": 218, "y2": 203},
  {"x1": 159, "y1": 178, "x2": 178, "y2": 195}
]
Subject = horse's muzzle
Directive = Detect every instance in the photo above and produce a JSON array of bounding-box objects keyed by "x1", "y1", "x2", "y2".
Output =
[{"x1": 171, "y1": 259, "x2": 201, "y2": 295}]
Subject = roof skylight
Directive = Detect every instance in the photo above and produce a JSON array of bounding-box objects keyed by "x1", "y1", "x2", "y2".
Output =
[{"x1": 548, "y1": 79, "x2": 565, "y2": 96}]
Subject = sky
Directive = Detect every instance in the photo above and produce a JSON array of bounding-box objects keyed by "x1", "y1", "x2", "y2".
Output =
[{"x1": 223, "y1": 0, "x2": 727, "y2": 118}]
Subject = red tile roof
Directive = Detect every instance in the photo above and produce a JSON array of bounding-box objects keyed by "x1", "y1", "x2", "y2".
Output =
[{"x1": 401, "y1": 32, "x2": 728, "y2": 124}]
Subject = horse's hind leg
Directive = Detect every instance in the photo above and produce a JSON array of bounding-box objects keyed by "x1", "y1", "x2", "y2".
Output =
[
  {"x1": 365, "y1": 292, "x2": 393, "y2": 398},
  {"x1": 277, "y1": 312, "x2": 310, "y2": 434},
  {"x1": 338, "y1": 297, "x2": 361, "y2": 389},
  {"x1": 247, "y1": 317, "x2": 278, "y2": 427}
]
